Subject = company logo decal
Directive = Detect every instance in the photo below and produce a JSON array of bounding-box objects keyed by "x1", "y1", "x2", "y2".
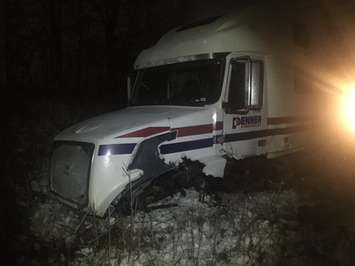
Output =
[{"x1": 232, "y1": 116, "x2": 261, "y2": 129}]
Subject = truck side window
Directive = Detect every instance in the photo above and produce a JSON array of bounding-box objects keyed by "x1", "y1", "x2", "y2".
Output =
[
  {"x1": 229, "y1": 61, "x2": 248, "y2": 109},
  {"x1": 228, "y1": 59, "x2": 263, "y2": 111}
]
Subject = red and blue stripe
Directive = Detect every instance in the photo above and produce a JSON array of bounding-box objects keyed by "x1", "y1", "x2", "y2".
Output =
[
  {"x1": 98, "y1": 122, "x2": 223, "y2": 156},
  {"x1": 98, "y1": 117, "x2": 308, "y2": 156}
]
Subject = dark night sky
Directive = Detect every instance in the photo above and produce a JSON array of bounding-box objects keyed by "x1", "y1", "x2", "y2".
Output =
[
  {"x1": 1, "y1": 0, "x2": 257, "y2": 107},
  {"x1": 183, "y1": 0, "x2": 253, "y2": 21}
]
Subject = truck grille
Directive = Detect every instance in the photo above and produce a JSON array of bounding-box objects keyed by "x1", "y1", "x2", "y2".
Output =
[{"x1": 50, "y1": 141, "x2": 94, "y2": 207}]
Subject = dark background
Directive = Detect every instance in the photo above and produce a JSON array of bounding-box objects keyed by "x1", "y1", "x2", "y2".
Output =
[
  {"x1": 0, "y1": 0, "x2": 253, "y2": 106},
  {"x1": 2, "y1": 0, "x2": 355, "y2": 264}
]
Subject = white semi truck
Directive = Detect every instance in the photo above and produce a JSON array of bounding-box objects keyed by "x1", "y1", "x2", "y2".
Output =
[{"x1": 50, "y1": 7, "x2": 312, "y2": 216}]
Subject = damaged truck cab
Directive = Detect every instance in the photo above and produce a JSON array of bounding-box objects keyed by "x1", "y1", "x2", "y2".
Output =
[{"x1": 50, "y1": 7, "x2": 310, "y2": 216}]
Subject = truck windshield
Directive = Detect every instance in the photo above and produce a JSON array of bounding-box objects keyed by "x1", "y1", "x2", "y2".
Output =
[{"x1": 131, "y1": 59, "x2": 225, "y2": 106}]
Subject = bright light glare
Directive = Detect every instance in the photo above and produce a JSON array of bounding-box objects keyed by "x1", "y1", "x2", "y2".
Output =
[{"x1": 342, "y1": 89, "x2": 355, "y2": 131}]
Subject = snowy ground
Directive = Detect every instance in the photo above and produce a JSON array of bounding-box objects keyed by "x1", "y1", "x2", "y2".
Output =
[
  {"x1": 30, "y1": 187, "x2": 300, "y2": 266},
  {"x1": 26, "y1": 150, "x2": 355, "y2": 266}
]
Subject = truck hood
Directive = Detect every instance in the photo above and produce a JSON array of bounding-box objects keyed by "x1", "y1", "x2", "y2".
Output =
[{"x1": 55, "y1": 105, "x2": 212, "y2": 143}]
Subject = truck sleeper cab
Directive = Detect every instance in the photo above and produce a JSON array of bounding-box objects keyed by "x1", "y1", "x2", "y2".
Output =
[{"x1": 50, "y1": 7, "x2": 310, "y2": 216}]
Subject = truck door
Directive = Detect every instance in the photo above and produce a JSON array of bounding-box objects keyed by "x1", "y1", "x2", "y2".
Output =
[{"x1": 222, "y1": 55, "x2": 267, "y2": 159}]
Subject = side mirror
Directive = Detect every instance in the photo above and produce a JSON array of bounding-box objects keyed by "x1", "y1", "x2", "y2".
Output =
[{"x1": 249, "y1": 61, "x2": 263, "y2": 109}]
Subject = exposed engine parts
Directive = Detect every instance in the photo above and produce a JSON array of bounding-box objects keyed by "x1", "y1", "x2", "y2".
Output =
[{"x1": 113, "y1": 157, "x2": 223, "y2": 215}]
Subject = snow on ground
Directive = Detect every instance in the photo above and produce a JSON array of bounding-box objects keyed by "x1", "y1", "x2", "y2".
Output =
[
  {"x1": 31, "y1": 197, "x2": 81, "y2": 243},
  {"x1": 30, "y1": 188, "x2": 299, "y2": 266}
]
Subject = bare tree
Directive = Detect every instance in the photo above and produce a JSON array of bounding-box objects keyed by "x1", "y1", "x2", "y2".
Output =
[{"x1": 48, "y1": 0, "x2": 63, "y2": 91}]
